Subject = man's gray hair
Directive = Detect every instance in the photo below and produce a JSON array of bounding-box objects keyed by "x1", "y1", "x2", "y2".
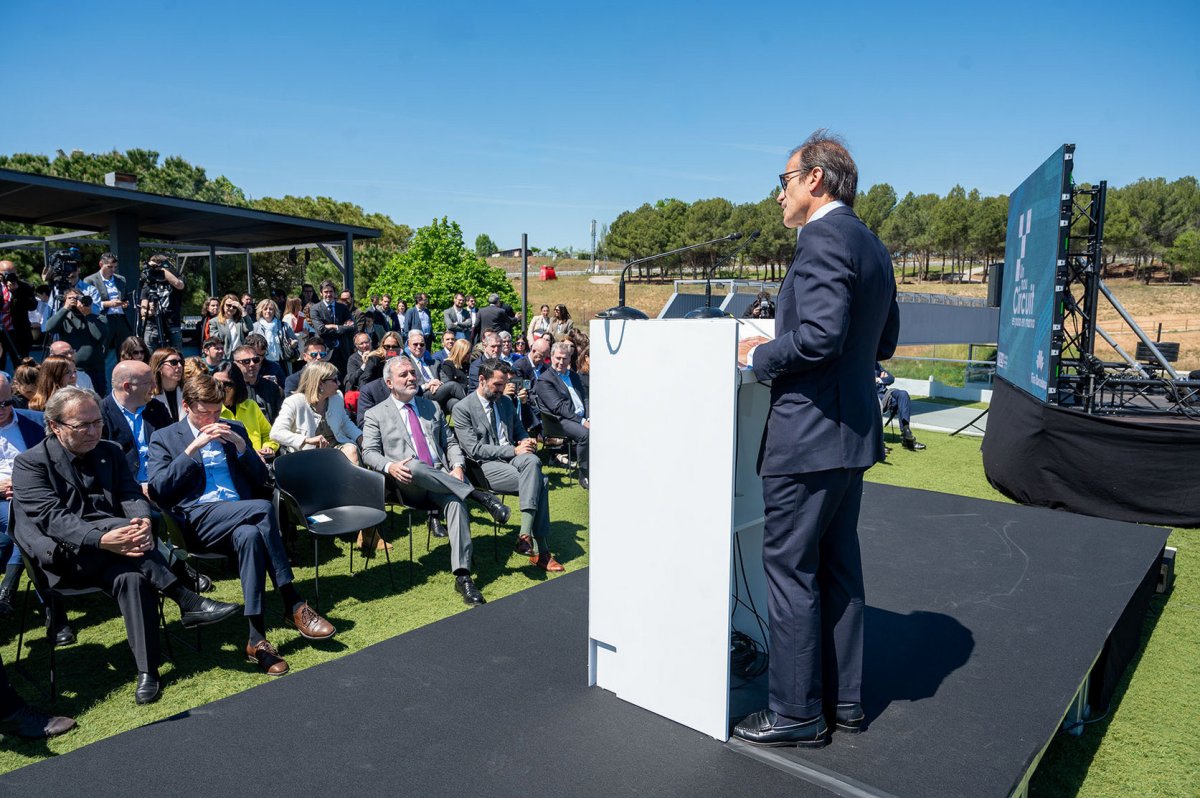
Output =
[
  {"x1": 498, "y1": 331, "x2": 512, "y2": 342},
  {"x1": 384, "y1": 355, "x2": 413, "y2": 382},
  {"x1": 44, "y1": 385, "x2": 101, "y2": 434},
  {"x1": 406, "y1": 329, "x2": 425, "y2": 343},
  {"x1": 551, "y1": 341, "x2": 574, "y2": 358},
  {"x1": 790, "y1": 129, "x2": 858, "y2": 208}
]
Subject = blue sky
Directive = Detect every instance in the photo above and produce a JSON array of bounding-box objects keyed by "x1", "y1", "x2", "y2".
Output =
[{"x1": 3, "y1": 1, "x2": 1197, "y2": 250}]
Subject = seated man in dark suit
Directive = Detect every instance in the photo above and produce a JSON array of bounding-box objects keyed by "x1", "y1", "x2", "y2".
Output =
[
  {"x1": 148, "y1": 374, "x2": 335, "y2": 676},
  {"x1": 232, "y1": 343, "x2": 283, "y2": 422},
  {"x1": 0, "y1": 374, "x2": 46, "y2": 616},
  {"x1": 876, "y1": 362, "x2": 926, "y2": 451},
  {"x1": 355, "y1": 375, "x2": 391, "y2": 428},
  {"x1": 533, "y1": 341, "x2": 590, "y2": 489},
  {"x1": 344, "y1": 332, "x2": 374, "y2": 392},
  {"x1": 431, "y1": 331, "x2": 457, "y2": 365},
  {"x1": 13, "y1": 387, "x2": 239, "y2": 704},
  {"x1": 452, "y1": 358, "x2": 562, "y2": 571},
  {"x1": 283, "y1": 339, "x2": 331, "y2": 397},
  {"x1": 362, "y1": 357, "x2": 508, "y2": 606},
  {"x1": 512, "y1": 337, "x2": 550, "y2": 385},
  {"x1": 467, "y1": 331, "x2": 501, "y2": 391}
]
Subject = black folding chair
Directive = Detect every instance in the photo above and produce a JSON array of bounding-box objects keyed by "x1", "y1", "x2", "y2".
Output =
[
  {"x1": 273, "y1": 449, "x2": 390, "y2": 611},
  {"x1": 383, "y1": 480, "x2": 444, "y2": 587},
  {"x1": 463, "y1": 460, "x2": 522, "y2": 563},
  {"x1": 539, "y1": 412, "x2": 580, "y2": 485},
  {"x1": 156, "y1": 512, "x2": 227, "y2": 651}
]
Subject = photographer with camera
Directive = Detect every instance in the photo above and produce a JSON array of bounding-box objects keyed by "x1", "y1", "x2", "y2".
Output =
[
  {"x1": 44, "y1": 288, "x2": 109, "y2": 395},
  {"x1": 744, "y1": 290, "x2": 777, "y2": 319},
  {"x1": 0, "y1": 261, "x2": 38, "y2": 373},
  {"x1": 84, "y1": 253, "x2": 134, "y2": 371},
  {"x1": 136, "y1": 254, "x2": 186, "y2": 351},
  {"x1": 41, "y1": 248, "x2": 102, "y2": 314}
]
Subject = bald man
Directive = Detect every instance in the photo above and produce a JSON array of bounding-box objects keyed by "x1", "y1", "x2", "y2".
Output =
[
  {"x1": 47, "y1": 340, "x2": 95, "y2": 393},
  {"x1": 101, "y1": 360, "x2": 174, "y2": 489}
]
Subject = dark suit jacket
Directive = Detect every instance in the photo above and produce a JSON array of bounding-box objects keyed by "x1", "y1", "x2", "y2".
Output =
[
  {"x1": 477, "y1": 303, "x2": 513, "y2": 336},
  {"x1": 12, "y1": 437, "x2": 149, "y2": 585},
  {"x1": 371, "y1": 308, "x2": 401, "y2": 334},
  {"x1": 532, "y1": 369, "x2": 588, "y2": 423},
  {"x1": 355, "y1": 377, "x2": 391, "y2": 427},
  {"x1": 345, "y1": 351, "x2": 368, "y2": 392},
  {"x1": 512, "y1": 355, "x2": 544, "y2": 384},
  {"x1": 100, "y1": 395, "x2": 173, "y2": 480},
  {"x1": 403, "y1": 306, "x2": 435, "y2": 337},
  {"x1": 247, "y1": 376, "x2": 283, "y2": 421},
  {"x1": 752, "y1": 206, "x2": 899, "y2": 476},
  {"x1": 9, "y1": 409, "x2": 45, "y2": 450},
  {"x1": 147, "y1": 418, "x2": 268, "y2": 515},
  {"x1": 308, "y1": 300, "x2": 355, "y2": 353}
]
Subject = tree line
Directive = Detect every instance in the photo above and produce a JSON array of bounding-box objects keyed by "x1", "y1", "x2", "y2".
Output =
[{"x1": 601, "y1": 175, "x2": 1200, "y2": 283}]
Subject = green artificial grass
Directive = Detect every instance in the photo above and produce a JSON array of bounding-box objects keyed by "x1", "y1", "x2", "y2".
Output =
[{"x1": 3, "y1": 434, "x2": 1196, "y2": 798}]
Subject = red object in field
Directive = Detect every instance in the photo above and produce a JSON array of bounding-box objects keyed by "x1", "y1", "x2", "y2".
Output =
[{"x1": 539, "y1": 266, "x2": 557, "y2": 281}]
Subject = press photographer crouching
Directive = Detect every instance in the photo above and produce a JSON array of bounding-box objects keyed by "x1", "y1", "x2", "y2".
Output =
[{"x1": 137, "y1": 253, "x2": 186, "y2": 351}]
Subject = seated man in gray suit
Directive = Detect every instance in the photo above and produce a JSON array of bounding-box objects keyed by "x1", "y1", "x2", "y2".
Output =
[
  {"x1": 452, "y1": 358, "x2": 563, "y2": 572},
  {"x1": 361, "y1": 357, "x2": 509, "y2": 606}
]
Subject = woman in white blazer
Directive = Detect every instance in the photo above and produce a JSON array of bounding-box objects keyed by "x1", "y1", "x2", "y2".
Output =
[
  {"x1": 270, "y1": 361, "x2": 386, "y2": 551},
  {"x1": 270, "y1": 361, "x2": 363, "y2": 461}
]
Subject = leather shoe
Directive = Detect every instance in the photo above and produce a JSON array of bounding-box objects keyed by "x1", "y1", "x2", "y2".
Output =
[
  {"x1": 428, "y1": 515, "x2": 449, "y2": 539},
  {"x1": 833, "y1": 702, "x2": 865, "y2": 733},
  {"x1": 285, "y1": 601, "x2": 336, "y2": 640},
  {"x1": 732, "y1": 709, "x2": 828, "y2": 748},
  {"x1": 50, "y1": 623, "x2": 76, "y2": 647},
  {"x1": 471, "y1": 490, "x2": 511, "y2": 524},
  {"x1": 903, "y1": 437, "x2": 926, "y2": 451},
  {"x1": 455, "y1": 575, "x2": 486, "y2": 606},
  {"x1": 0, "y1": 705, "x2": 76, "y2": 739},
  {"x1": 194, "y1": 572, "x2": 214, "y2": 593},
  {"x1": 135, "y1": 672, "x2": 161, "y2": 705},
  {"x1": 0, "y1": 585, "x2": 15, "y2": 618},
  {"x1": 514, "y1": 534, "x2": 534, "y2": 556},
  {"x1": 579, "y1": 475, "x2": 589, "y2": 490},
  {"x1": 246, "y1": 639, "x2": 289, "y2": 676},
  {"x1": 529, "y1": 553, "x2": 565, "y2": 572},
  {"x1": 180, "y1": 596, "x2": 241, "y2": 629}
]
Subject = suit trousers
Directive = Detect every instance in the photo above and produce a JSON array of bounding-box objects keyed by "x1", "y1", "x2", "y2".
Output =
[
  {"x1": 884, "y1": 388, "x2": 913, "y2": 426},
  {"x1": 556, "y1": 418, "x2": 589, "y2": 474},
  {"x1": 182, "y1": 499, "x2": 293, "y2": 616},
  {"x1": 761, "y1": 467, "x2": 865, "y2": 719},
  {"x1": 54, "y1": 547, "x2": 177, "y2": 674},
  {"x1": 476, "y1": 454, "x2": 549, "y2": 547},
  {"x1": 397, "y1": 462, "x2": 474, "y2": 573}
]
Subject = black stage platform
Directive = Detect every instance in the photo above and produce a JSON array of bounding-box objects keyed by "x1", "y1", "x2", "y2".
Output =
[{"x1": 0, "y1": 485, "x2": 1167, "y2": 797}]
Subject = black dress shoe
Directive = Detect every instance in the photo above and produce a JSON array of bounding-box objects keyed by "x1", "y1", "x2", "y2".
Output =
[
  {"x1": 0, "y1": 585, "x2": 15, "y2": 618},
  {"x1": 470, "y1": 490, "x2": 511, "y2": 524},
  {"x1": 454, "y1": 575, "x2": 486, "y2": 606},
  {"x1": 579, "y1": 475, "x2": 589, "y2": 490},
  {"x1": 0, "y1": 705, "x2": 77, "y2": 739},
  {"x1": 731, "y1": 709, "x2": 828, "y2": 748},
  {"x1": 49, "y1": 624, "x2": 76, "y2": 647},
  {"x1": 833, "y1": 702, "x2": 864, "y2": 733},
  {"x1": 180, "y1": 597, "x2": 241, "y2": 629},
  {"x1": 428, "y1": 515, "x2": 449, "y2": 539},
  {"x1": 903, "y1": 438, "x2": 927, "y2": 451},
  {"x1": 135, "y1": 672, "x2": 161, "y2": 705},
  {"x1": 191, "y1": 569, "x2": 215, "y2": 593}
]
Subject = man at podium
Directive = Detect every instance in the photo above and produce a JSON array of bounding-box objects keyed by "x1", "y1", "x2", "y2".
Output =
[{"x1": 736, "y1": 130, "x2": 899, "y2": 747}]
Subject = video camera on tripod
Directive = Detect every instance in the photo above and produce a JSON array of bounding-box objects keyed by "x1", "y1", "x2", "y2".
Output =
[{"x1": 137, "y1": 253, "x2": 179, "y2": 344}]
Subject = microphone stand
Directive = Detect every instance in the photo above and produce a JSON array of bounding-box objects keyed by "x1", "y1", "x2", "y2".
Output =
[
  {"x1": 597, "y1": 232, "x2": 743, "y2": 320},
  {"x1": 685, "y1": 230, "x2": 761, "y2": 319}
]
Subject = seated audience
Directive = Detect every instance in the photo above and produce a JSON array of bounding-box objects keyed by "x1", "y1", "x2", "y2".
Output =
[
  {"x1": 452, "y1": 358, "x2": 562, "y2": 571},
  {"x1": 243, "y1": 332, "x2": 287, "y2": 385},
  {"x1": 436, "y1": 339, "x2": 472, "y2": 415},
  {"x1": 432, "y1": 330, "x2": 458, "y2": 364},
  {"x1": 0, "y1": 374, "x2": 43, "y2": 617},
  {"x1": 513, "y1": 337, "x2": 550, "y2": 384},
  {"x1": 510, "y1": 335, "x2": 529, "y2": 363},
  {"x1": 358, "y1": 331, "x2": 404, "y2": 388},
  {"x1": 468, "y1": 332, "x2": 502, "y2": 391},
  {"x1": 148, "y1": 347, "x2": 185, "y2": 423},
  {"x1": 344, "y1": 332, "x2": 374, "y2": 392},
  {"x1": 149, "y1": 375, "x2": 336, "y2": 676},
  {"x1": 407, "y1": 330, "x2": 465, "y2": 410},
  {"x1": 28, "y1": 355, "x2": 76, "y2": 411},
  {"x1": 214, "y1": 364, "x2": 278, "y2": 463},
  {"x1": 11, "y1": 358, "x2": 39, "y2": 411},
  {"x1": 100, "y1": 360, "x2": 174, "y2": 489},
  {"x1": 47, "y1": 340, "x2": 94, "y2": 392},
  {"x1": 283, "y1": 339, "x2": 331, "y2": 396},
  {"x1": 362, "y1": 357, "x2": 509, "y2": 605},
  {"x1": 876, "y1": 362, "x2": 926, "y2": 451},
  {"x1": 200, "y1": 337, "x2": 226, "y2": 373},
  {"x1": 15, "y1": 386, "x2": 239, "y2": 704},
  {"x1": 231, "y1": 343, "x2": 283, "y2": 422},
  {"x1": 355, "y1": 375, "x2": 391, "y2": 428},
  {"x1": 118, "y1": 336, "x2": 149, "y2": 363},
  {"x1": 533, "y1": 341, "x2": 590, "y2": 489}
]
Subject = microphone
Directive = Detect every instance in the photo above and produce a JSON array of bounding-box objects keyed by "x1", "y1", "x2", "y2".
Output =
[
  {"x1": 686, "y1": 230, "x2": 761, "y2": 319},
  {"x1": 597, "y1": 232, "x2": 746, "y2": 320}
]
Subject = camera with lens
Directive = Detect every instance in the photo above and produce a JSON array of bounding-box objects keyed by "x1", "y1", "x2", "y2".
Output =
[
  {"x1": 757, "y1": 298, "x2": 776, "y2": 319},
  {"x1": 48, "y1": 248, "x2": 82, "y2": 292},
  {"x1": 139, "y1": 255, "x2": 175, "y2": 317}
]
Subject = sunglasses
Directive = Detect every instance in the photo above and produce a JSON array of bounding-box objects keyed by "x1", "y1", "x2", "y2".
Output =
[
  {"x1": 307, "y1": 351, "x2": 330, "y2": 359},
  {"x1": 0, "y1": 399, "x2": 16, "y2": 408},
  {"x1": 161, "y1": 358, "x2": 183, "y2": 367},
  {"x1": 234, "y1": 356, "x2": 263, "y2": 365}
]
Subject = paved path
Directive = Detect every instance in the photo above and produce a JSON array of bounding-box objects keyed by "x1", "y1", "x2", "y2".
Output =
[{"x1": 908, "y1": 399, "x2": 989, "y2": 436}]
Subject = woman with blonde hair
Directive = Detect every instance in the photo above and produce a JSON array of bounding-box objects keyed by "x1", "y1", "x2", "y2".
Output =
[
  {"x1": 436, "y1": 338, "x2": 472, "y2": 415},
  {"x1": 252, "y1": 298, "x2": 297, "y2": 371},
  {"x1": 28, "y1": 355, "x2": 76, "y2": 411},
  {"x1": 270, "y1": 362, "x2": 384, "y2": 551}
]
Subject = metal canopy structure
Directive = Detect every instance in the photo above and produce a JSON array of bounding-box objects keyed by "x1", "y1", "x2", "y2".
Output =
[{"x1": 0, "y1": 167, "x2": 381, "y2": 293}]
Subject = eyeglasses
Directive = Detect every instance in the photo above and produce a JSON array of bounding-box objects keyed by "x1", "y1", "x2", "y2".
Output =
[
  {"x1": 307, "y1": 351, "x2": 330, "y2": 359},
  {"x1": 57, "y1": 419, "x2": 103, "y2": 431},
  {"x1": 779, "y1": 168, "x2": 810, "y2": 192},
  {"x1": 383, "y1": 345, "x2": 401, "y2": 352},
  {"x1": 234, "y1": 356, "x2": 263, "y2": 365},
  {"x1": 161, "y1": 358, "x2": 183, "y2": 367},
  {"x1": 320, "y1": 376, "x2": 340, "y2": 384},
  {"x1": 0, "y1": 399, "x2": 16, "y2": 408}
]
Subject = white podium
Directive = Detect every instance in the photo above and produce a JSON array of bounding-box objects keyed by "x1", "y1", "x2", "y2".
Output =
[{"x1": 588, "y1": 317, "x2": 775, "y2": 741}]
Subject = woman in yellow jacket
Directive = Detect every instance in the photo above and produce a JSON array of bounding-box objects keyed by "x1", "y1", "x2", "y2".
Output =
[{"x1": 212, "y1": 363, "x2": 278, "y2": 462}]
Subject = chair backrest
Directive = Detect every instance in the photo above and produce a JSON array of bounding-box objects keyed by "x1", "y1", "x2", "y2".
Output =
[
  {"x1": 273, "y1": 448, "x2": 385, "y2": 517},
  {"x1": 539, "y1": 412, "x2": 570, "y2": 440}
]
